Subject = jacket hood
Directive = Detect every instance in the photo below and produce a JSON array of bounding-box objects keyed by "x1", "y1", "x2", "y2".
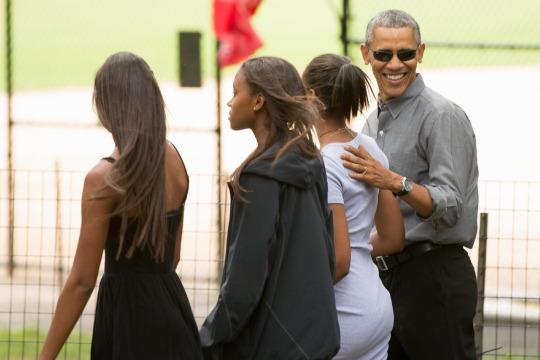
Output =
[{"x1": 243, "y1": 143, "x2": 323, "y2": 189}]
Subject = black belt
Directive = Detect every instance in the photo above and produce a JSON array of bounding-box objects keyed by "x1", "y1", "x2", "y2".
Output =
[{"x1": 373, "y1": 241, "x2": 441, "y2": 271}]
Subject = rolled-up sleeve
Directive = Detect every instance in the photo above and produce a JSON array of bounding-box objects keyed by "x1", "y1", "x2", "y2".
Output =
[
  {"x1": 421, "y1": 109, "x2": 475, "y2": 228},
  {"x1": 199, "y1": 174, "x2": 280, "y2": 357}
]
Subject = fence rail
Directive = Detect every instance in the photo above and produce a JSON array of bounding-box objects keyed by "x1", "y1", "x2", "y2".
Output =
[{"x1": 1, "y1": 170, "x2": 539, "y2": 359}]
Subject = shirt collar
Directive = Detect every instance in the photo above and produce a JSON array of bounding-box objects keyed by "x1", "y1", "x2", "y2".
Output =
[{"x1": 378, "y1": 73, "x2": 425, "y2": 119}]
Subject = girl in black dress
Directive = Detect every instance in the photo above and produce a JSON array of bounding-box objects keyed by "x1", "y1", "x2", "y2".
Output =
[{"x1": 40, "y1": 52, "x2": 202, "y2": 360}]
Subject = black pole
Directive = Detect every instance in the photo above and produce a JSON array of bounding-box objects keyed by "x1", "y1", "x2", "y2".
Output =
[
  {"x1": 215, "y1": 40, "x2": 224, "y2": 268},
  {"x1": 341, "y1": 0, "x2": 350, "y2": 56},
  {"x1": 5, "y1": 0, "x2": 15, "y2": 277},
  {"x1": 475, "y1": 212, "x2": 488, "y2": 358}
]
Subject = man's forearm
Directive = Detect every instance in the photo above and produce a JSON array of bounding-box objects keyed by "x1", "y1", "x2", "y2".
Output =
[{"x1": 398, "y1": 181, "x2": 434, "y2": 218}]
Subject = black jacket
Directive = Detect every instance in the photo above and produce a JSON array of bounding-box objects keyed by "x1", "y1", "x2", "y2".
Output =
[{"x1": 200, "y1": 144, "x2": 340, "y2": 359}]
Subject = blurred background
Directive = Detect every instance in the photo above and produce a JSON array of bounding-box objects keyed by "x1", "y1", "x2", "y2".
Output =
[{"x1": 1, "y1": 0, "x2": 539, "y2": 358}]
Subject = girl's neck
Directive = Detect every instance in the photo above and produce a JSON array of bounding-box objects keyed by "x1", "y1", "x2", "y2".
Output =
[
  {"x1": 317, "y1": 117, "x2": 356, "y2": 148},
  {"x1": 251, "y1": 115, "x2": 270, "y2": 149}
]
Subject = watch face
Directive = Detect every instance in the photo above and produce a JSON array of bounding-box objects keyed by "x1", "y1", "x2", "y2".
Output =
[
  {"x1": 393, "y1": 177, "x2": 413, "y2": 197},
  {"x1": 403, "y1": 178, "x2": 413, "y2": 193}
]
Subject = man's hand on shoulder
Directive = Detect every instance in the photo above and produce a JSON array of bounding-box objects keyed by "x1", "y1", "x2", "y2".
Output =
[
  {"x1": 340, "y1": 145, "x2": 401, "y2": 192},
  {"x1": 341, "y1": 145, "x2": 434, "y2": 218}
]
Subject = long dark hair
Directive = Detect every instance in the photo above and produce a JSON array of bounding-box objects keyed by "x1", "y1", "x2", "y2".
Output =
[
  {"x1": 93, "y1": 52, "x2": 167, "y2": 262},
  {"x1": 231, "y1": 56, "x2": 320, "y2": 200},
  {"x1": 302, "y1": 54, "x2": 373, "y2": 123}
]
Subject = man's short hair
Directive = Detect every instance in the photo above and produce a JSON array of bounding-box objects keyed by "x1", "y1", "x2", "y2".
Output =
[{"x1": 365, "y1": 9, "x2": 421, "y2": 45}]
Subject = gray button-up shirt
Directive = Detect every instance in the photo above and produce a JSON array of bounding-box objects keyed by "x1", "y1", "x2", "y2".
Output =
[{"x1": 362, "y1": 74, "x2": 479, "y2": 248}]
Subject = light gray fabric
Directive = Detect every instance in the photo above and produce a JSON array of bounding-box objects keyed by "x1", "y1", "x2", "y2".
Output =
[
  {"x1": 322, "y1": 134, "x2": 393, "y2": 359},
  {"x1": 362, "y1": 74, "x2": 479, "y2": 248}
]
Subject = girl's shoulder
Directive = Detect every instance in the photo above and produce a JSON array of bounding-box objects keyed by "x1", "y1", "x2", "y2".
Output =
[
  {"x1": 321, "y1": 133, "x2": 370, "y2": 155},
  {"x1": 87, "y1": 158, "x2": 113, "y2": 184},
  {"x1": 322, "y1": 133, "x2": 387, "y2": 168},
  {"x1": 355, "y1": 134, "x2": 389, "y2": 168},
  {"x1": 82, "y1": 159, "x2": 118, "y2": 201},
  {"x1": 335, "y1": 132, "x2": 374, "y2": 147}
]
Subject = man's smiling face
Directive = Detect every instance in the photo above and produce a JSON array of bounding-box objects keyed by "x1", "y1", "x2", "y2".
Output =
[{"x1": 361, "y1": 26, "x2": 425, "y2": 102}]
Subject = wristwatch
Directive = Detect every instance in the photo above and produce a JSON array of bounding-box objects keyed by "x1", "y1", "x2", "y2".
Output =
[{"x1": 393, "y1": 176, "x2": 412, "y2": 197}]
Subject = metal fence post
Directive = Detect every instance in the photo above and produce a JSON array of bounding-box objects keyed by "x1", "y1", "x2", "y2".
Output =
[
  {"x1": 215, "y1": 39, "x2": 225, "y2": 280},
  {"x1": 5, "y1": 0, "x2": 15, "y2": 278},
  {"x1": 340, "y1": 0, "x2": 350, "y2": 56},
  {"x1": 475, "y1": 212, "x2": 488, "y2": 358},
  {"x1": 54, "y1": 160, "x2": 65, "y2": 286}
]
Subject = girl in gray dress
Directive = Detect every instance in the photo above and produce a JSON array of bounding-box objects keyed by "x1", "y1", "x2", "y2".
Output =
[{"x1": 303, "y1": 54, "x2": 404, "y2": 360}]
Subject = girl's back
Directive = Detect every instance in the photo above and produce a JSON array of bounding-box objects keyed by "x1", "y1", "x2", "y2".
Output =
[
  {"x1": 322, "y1": 135, "x2": 393, "y2": 360},
  {"x1": 91, "y1": 143, "x2": 202, "y2": 360}
]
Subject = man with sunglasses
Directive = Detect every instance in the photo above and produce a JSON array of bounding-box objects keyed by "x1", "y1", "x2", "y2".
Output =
[{"x1": 341, "y1": 9, "x2": 479, "y2": 360}]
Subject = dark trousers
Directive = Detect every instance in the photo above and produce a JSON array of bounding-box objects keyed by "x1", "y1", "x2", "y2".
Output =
[{"x1": 380, "y1": 244, "x2": 477, "y2": 360}]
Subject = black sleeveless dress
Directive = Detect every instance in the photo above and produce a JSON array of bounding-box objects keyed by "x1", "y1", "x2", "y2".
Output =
[{"x1": 91, "y1": 157, "x2": 202, "y2": 359}]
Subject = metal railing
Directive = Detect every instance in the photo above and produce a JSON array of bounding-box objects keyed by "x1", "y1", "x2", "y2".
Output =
[{"x1": 1, "y1": 169, "x2": 539, "y2": 358}]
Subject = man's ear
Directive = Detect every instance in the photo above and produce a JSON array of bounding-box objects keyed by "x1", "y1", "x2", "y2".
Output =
[
  {"x1": 307, "y1": 88, "x2": 316, "y2": 97},
  {"x1": 417, "y1": 43, "x2": 426, "y2": 64},
  {"x1": 360, "y1": 44, "x2": 370, "y2": 65},
  {"x1": 253, "y1": 94, "x2": 265, "y2": 112}
]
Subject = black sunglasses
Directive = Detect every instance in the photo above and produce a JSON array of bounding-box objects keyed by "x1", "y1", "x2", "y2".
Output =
[{"x1": 368, "y1": 46, "x2": 419, "y2": 62}]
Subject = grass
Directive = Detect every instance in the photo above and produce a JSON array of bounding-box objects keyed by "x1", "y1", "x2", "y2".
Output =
[
  {"x1": 483, "y1": 356, "x2": 540, "y2": 360},
  {"x1": 0, "y1": 328, "x2": 91, "y2": 359},
  {"x1": 0, "y1": 328, "x2": 538, "y2": 359},
  {"x1": 1, "y1": 328, "x2": 537, "y2": 360},
  {"x1": 0, "y1": 0, "x2": 540, "y2": 90}
]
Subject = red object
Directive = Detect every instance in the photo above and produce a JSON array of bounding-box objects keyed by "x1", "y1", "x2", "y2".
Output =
[{"x1": 214, "y1": 0, "x2": 263, "y2": 67}]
